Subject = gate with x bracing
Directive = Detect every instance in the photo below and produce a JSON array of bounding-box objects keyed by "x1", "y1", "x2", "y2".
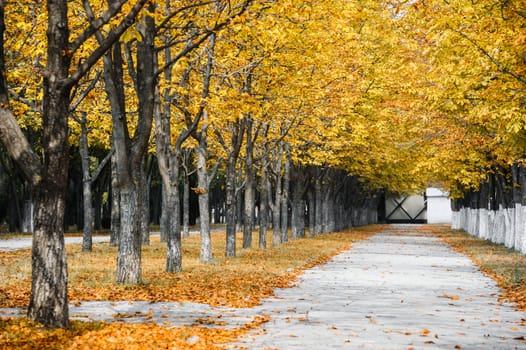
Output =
[{"x1": 383, "y1": 193, "x2": 427, "y2": 224}]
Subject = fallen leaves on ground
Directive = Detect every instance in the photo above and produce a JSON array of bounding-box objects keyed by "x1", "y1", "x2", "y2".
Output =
[
  {"x1": 0, "y1": 315, "x2": 270, "y2": 349},
  {"x1": 0, "y1": 225, "x2": 380, "y2": 349},
  {"x1": 441, "y1": 293, "x2": 460, "y2": 301},
  {"x1": 429, "y1": 225, "x2": 526, "y2": 311},
  {"x1": 0, "y1": 227, "x2": 379, "y2": 309}
]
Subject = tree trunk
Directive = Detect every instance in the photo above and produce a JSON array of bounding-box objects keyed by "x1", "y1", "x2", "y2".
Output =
[
  {"x1": 81, "y1": 171, "x2": 93, "y2": 251},
  {"x1": 116, "y1": 187, "x2": 142, "y2": 283},
  {"x1": 21, "y1": 198, "x2": 34, "y2": 233},
  {"x1": 242, "y1": 117, "x2": 255, "y2": 248},
  {"x1": 110, "y1": 154, "x2": 120, "y2": 247},
  {"x1": 165, "y1": 181, "x2": 182, "y2": 272},
  {"x1": 219, "y1": 117, "x2": 245, "y2": 258},
  {"x1": 192, "y1": 33, "x2": 217, "y2": 263},
  {"x1": 183, "y1": 169, "x2": 191, "y2": 238},
  {"x1": 225, "y1": 157, "x2": 237, "y2": 257},
  {"x1": 140, "y1": 156, "x2": 151, "y2": 245},
  {"x1": 259, "y1": 164, "x2": 269, "y2": 249},
  {"x1": 307, "y1": 187, "x2": 315, "y2": 237},
  {"x1": 113, "y1": 5, "x2": 155, "y2": 283},
  {"x1": 291, "y1": 179, "x2": 305, "y2": 239},
  {"x1": 160, "y1": 183, "x2": 168, "y2": 242},
  {"x1": 235, "y1": 171, "x2": 244, "y2": 232},
  {"x1": 270, "y1": 145, "x2": 283, "y2": 246},
  {"x1": 314, "y1": 176, "x2": 323, "y2": 235},
  {"x1": 28, "y1": 188, "x2": 69, "y2": 328},
  {"x1": 26, "y1": 0, "x2": 73, "y2": 328},
  {"x1": 79, "y1": 114, "x2": 93, "y2": 252},
  {"x1": 280, "y1": 143, "x2": 290, "y2": 242},
  {"x1": 182, "y1": 149, "x2": 192, "y2": 238},
  {"x1": 196, "y1": 143, "x2": 213, "y2": 262}
]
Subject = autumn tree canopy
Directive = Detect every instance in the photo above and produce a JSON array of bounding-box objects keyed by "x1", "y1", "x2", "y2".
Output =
[
  {"x1": 4, "y1": 0, "x2": 524, "y2": 197},
  {"x1": 0, "y1": 0, "x2": 524, "y2": 328}
]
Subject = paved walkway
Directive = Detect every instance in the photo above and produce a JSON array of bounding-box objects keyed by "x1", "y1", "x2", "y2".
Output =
[
  {"x1": 1, "y1": 225, "x2": 525, "y2": 349},
  {"x1": 0, "y1": 235, "x2": 111, "y2": 251},
  {"x1": 233, "y1": 225, "x2": 526, "y2": 349}
]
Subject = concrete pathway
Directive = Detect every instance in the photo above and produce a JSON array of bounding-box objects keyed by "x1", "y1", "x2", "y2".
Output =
[
  {"x1": 233, "y1": 225, "x2": 526, "y2": 349},
  {"x1": 235, "y1": 225, "x2": 526, "y2": 349},
  {"x1": 0, "y1": 235, "x2": 112, "y2": 252},
  {"x1": 1, "y1": 225, "x2": 525, "y2": 349}
]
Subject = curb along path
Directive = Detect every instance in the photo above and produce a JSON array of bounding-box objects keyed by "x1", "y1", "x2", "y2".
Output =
[{"x1": 233, "y1": 225, "x2": 526, "y2": 349}]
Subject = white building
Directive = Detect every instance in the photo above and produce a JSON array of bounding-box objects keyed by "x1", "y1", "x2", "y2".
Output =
[{"x1": 426, "y1": 187, "x2": 452, "y2": 224}]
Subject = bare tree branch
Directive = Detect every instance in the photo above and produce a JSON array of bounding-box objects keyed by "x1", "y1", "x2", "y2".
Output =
[
  {"x1": 71, "y1": 0, "x2": 132, "y2": 53},
  {"x1": 69, "y1": 70, "x2": 102, "y2": 112},
  {"x1": 65, "y1": 0, "x2": 148, "y2": 88}
]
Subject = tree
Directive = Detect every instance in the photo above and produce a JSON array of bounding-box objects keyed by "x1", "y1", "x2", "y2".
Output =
[
  {"x1": 0, "y1": 0, "x2": 147, "y2": 327},
  {"x1": 75, "y1": 111, "x2": 113, "y2": 252}
]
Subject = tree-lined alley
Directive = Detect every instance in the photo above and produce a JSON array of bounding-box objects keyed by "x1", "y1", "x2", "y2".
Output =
[{"x1": 0, "y1": 0, "x2": 524, "y2": 328}]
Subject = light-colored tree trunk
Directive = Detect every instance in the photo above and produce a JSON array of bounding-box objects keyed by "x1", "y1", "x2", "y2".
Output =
[
  {"x1": 242, "y1": 116, "x2": 255, "y2": 248},
  {"x1": 78, "y1": 112, "x2": 113, "y2": 252},
  {"x1": 196, "y1": 143, "x2": 213, "y2": 262},
  {"x1": 80, "y1": 121, "x2": 93, "y2": 252},
  {"x1": 21, "y1": 198, "x2": 34, "y2": 233},
  {"x1": 270, "y1": 144, "x2": 283, "y2": 246},
  {"x1": 182, "y1": 148, "x2": 194, "y2": 238},
  {"x1": 110, "y1": 154, "x2": 120, "y2": 246}
]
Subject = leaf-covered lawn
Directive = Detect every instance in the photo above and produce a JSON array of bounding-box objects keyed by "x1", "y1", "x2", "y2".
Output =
[
  {"x1": 0, "y1": 316, "x2": 270, "y2": 350},
  {"x1": 0, "y1": 225, "x2": 381, "y2": 349}
]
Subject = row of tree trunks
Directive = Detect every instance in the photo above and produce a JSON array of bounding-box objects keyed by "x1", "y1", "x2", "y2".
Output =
[{"x1": 451, "y1": 165, "x2": 526, "y2": 254}]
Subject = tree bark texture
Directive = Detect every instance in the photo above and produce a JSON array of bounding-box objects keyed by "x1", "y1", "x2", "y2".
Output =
[
  {"x1": 450, "y1": 163, "x2": 526, "y2": 254},
  {"x1": 110, "y1": 154, "x2": 121, "y2": 247},
  {"x1": 116, "y1": 188, "x2": 142, "y2": 283},
  {"x1": 280, "y1": 143, "x2": 291, "y2": 242},
  {"x1": 259, "y1": 163, "x2": 269, "y2": 249},
  {"x1": 183, "y1": 175, "x2": 190, "y2": 237},
  {"x1": 25, "y1": 0, "x2": 72, "y2": 328},
  {"x1": 79, "y1": 115, "x2": 93, "y2": 252},
  {"x1": 196, "y1": 144, "x2": 213, "y2": 262},
  {"x1": 225, "y1": 157, "x2": 238, "y2": 257},
  {"x1": 242, "y1": 116, "x2": 255, "y2": 248}
]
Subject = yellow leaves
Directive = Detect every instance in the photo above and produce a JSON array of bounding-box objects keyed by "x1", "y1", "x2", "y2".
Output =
[
  {"x1": 121, "y1": 26, "x2": 142, "y2": 44},
  {"x1": 0, "y1": 227, "x2": 379, "y2": 311},
  {"x1": 0, "y1": 317, "x2": 270, "y2": 350},
  {"x1": 420, "y1": 328, "x2": 431, "y2": 336},
  {"x1": 192, "y1": 187, "x2": 208, "y2": 194},
  {"x1": 441, "y1": 293, "x2": 461, "y2": 301}
]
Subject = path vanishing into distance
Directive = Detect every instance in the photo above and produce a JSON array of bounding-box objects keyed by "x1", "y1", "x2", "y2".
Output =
[{"x1": 1, "y1": 225, "x2": 525, "y2": 349}]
